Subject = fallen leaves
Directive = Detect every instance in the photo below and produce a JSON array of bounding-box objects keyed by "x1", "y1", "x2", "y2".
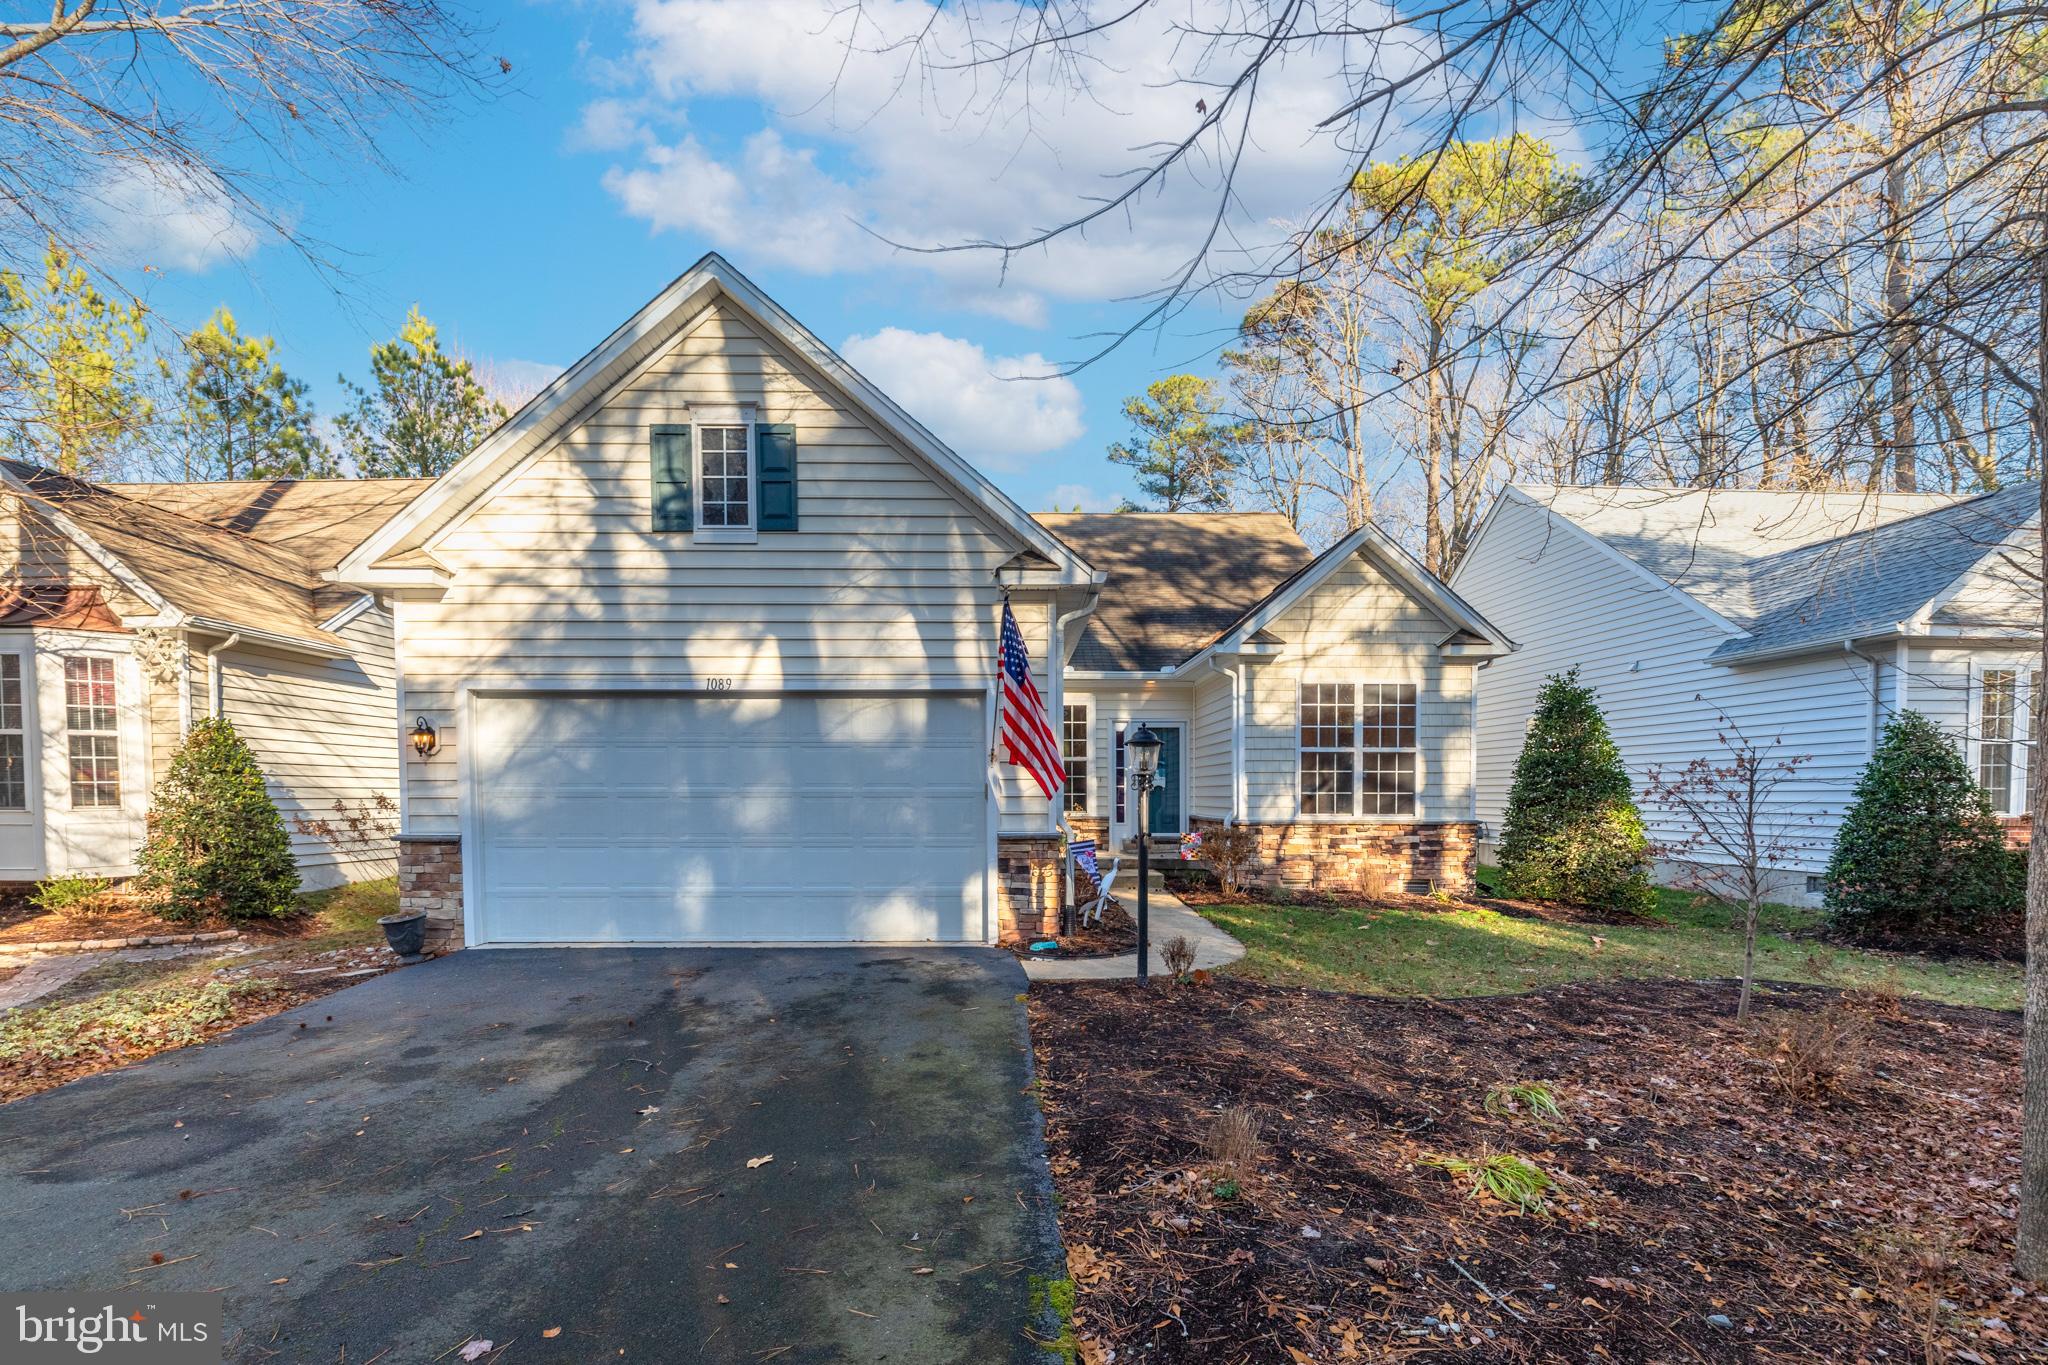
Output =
[{"x1": 745, "y1": 1154, "x2": 774, "y2": 1169}]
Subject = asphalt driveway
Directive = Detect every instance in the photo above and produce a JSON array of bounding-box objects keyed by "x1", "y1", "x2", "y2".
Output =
[{"x1": 0, "y1": 948, "x2": 1067, "y2": 1363}]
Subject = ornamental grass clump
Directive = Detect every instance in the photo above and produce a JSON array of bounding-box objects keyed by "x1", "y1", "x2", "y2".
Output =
[
  {"x1": 1423, "y1": 1151, "x2": 1554, "y2": 1214},
  {"x1": 136, "y1": 717, "x2": 299, "y2": 923},
  {"x1": 1496, "y1": 669, "x2": 1655, "y2": 915},
  {"x1": 1483, "y1": 1080, "x2": 1564, "y2": 1125}
]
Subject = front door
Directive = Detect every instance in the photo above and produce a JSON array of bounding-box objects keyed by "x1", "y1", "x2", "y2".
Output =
[{"x1": 1146, "y1": 727, "x2": 1182, "y2": 836}]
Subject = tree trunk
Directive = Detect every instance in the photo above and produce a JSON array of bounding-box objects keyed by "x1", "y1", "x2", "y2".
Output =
[
  {"x1": 1423, "y1": 318, "x2": 1446, "y2": 574},
  {"x1": 1882, "y1": 72, "x2": 1918, "y2": 492},
  {"x1": 1739, "y1": 900, "x2": 1757, "y2": 1022},
  {"x1": 2019, "y1": 256, "x2": 2048, "y2": 1280}
]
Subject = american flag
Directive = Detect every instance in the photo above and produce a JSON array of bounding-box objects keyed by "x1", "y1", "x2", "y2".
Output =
[{"x1": 997, "y1": 600, "x2": 1066, "y2": 800}]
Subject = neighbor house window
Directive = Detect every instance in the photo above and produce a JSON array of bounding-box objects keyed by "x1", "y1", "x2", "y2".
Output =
[
  {"x1": 0, "y1": 655, "x2": 23, "y2": 810},
  {"x1": 1299, "y1": 682, "x2": 1419, "y2": 817},
  {"x1": 1062, "y1": 704, "x2": 1089, "y2": 813},
  {"x1": 64, "y1": 656, "x2": 119, "y2": 808},
  {"x1": 697, "y1": 424, "x2": 753, "y2": 531},
  {"x1": 1980, "y1": 668, "x2": 2035, "y2": 816}
]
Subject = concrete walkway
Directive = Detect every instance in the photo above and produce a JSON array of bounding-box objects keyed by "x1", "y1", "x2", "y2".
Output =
[{"x1": 1024, "y1": 888, "x2": 1245, "y2": 981}]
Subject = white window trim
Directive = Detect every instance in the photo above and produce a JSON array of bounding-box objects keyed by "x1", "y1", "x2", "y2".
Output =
[
  {"x1": 1294, "y1": 678, "x2": 1424, "y2": 824},
  {"x1": 1973, "y1": 662, "x2": 2035, "y2": 818},
  {"x1": 691, "y1": 405, "x2": 758, "y2": 545},
  {"x1": 0, "y1": 646, "x2": 29, "y2": 814},
  {"x1": 63, "y1": 653, "x2": 122, "y2": 810},
  {"x1": 1061, "y1": 702, "x2": 1090, "y2": 816}
]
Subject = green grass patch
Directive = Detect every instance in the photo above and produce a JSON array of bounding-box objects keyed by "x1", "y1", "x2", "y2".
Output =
[
  {"x1": 1198, "y1": 878, "x2": 2019, "y2": 1011},
  {"x1": 0, "y1": 977, "x2": 282, "y2": 1063},
  {"x1": 293, "y1": 876, "x2": 398, "y2": 953}
]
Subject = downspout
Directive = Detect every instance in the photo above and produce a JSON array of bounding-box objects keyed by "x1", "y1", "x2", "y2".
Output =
[
  {"x1": 205, "y1": 633, "x2": 241, "y2": 720},
  {"x1": 1205, "y1": 654, "x2": 1246, "y2": 825}
]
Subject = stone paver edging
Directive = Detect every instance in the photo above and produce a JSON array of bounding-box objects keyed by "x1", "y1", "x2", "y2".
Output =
[
  {"x1": 0, "y1": 929, "x2": 237, "y2": 965},
  {"x1": 1024, "y1": 889, "x2": 1245, "y2": 982}
]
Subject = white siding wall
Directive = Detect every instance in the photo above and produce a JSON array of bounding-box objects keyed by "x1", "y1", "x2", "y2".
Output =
[
  {"x1": 1243, "y1": 553, "x2": 1476, "y2": 825},
  {"x1": 33, "y1": 631, "x2": 150, "y2": 878},
  {"x1": 398, "y1": 300, "x2": 1039, "y2": 838},
  {"x1": 1190, "y1": 671, "x2": 1233, "y2": 820},
  {"x1": 220, "y1": 603, "x2": 400, "y2": 889},
  {"x1": 1454, "y1": 494, "x2": 1876, "y2": 875}
]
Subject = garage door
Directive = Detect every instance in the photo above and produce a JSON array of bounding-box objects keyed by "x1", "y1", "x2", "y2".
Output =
[{"x1": 471, "y1": 693, "x2": 988, "y2": 944}]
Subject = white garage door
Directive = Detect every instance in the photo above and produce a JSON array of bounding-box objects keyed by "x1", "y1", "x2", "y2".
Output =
[{"x1": 471, "y1": 693, "x2": 988, "y2": 944}]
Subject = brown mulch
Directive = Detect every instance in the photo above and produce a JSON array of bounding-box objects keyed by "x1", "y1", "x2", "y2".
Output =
[
  {"x1": 0, "y1": 897, "x2": 345, "y2": 947},
  {"x1": 1006, "y1": 900, "x2": 1141, "y2": 960},
  {"x1": 1163, "y1": 873, "x2": 1652, "y2": 926},
  {"x1": 1030, "y1": 976, "x2": 2041, "y2": 1363}
]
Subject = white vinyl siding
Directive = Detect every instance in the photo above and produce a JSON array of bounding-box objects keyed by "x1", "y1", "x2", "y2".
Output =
[
  {"x1": 1455, "y1": 493, "x2": 1902, "y2": 877},
  {"x1": 217, "y1": 603, "x2": 401, "y2": 889},
  {"x1": 1190, "y1": 671, "x2": 1233, "y2": 820},
  {"x1": 401, "y1": 299, "x2": 1043, "y2": 841},
  {"x1": 1244, "y1": 553, "x2": 1475, "y2": 825}
]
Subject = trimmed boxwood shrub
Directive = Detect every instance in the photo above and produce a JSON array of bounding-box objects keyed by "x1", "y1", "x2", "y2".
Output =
[
  {"x1": 1497, "y1": 668, "x2": 1656, "y2": 914},
  {"x1": 1824, "y1": 710, "x2": 2021, "y2": 937},
  {"x1": 136, "y1": 717, "x2": 299, "y2": 923}
]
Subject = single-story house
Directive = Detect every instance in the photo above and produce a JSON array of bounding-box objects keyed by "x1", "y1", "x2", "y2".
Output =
[
  {"x1": 334, "y1": 254, "x2": 1513, "y2": 950},
  {"x1": 1452, "y1": 483, "x2": 2042, "y2": 901},
  {"x1": 0, "y1": 463, "x2": 430, "y2": 889}
]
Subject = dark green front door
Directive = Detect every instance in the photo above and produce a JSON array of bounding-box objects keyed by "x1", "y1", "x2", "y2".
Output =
[{"x1": 1145, "y1": 727, "x2": 1182, "y2": 836}]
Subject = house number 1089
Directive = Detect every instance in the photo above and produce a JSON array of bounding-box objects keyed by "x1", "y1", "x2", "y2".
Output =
[{"x1": 702, "y1": 677, "x2": 735, "y2": 691}]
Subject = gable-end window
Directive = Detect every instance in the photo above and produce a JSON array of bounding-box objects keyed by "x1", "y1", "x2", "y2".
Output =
[
  {"x1": 1300, "y1": 682, "x2": 1419, "y2": 818},
  {"x1": 698, "y1": 424, "x2": 753, "y2": 533},
  {"x1": 64, "y1": 656, "x2": 119, "y2": 808},
  {"x1": 1980, "y1": 668, "x2": 2035, "y2": 816},
  {"x1": 0, "y1": 655, "x2": 23, "y2": 810},
  {"x1": 1062, "y1": 704, "x2": 1089, "y2": 813},
  {"x1": 1299, "y1": 684, "x2": 1355, "y2": 816}
]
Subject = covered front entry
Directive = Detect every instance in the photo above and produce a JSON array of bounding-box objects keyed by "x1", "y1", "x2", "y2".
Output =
[{"x1": 470, "y1": 692, "x2": 989, "y2": 944}]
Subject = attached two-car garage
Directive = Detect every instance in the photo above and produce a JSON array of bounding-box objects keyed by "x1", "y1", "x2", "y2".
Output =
[{"x1": 469, "y1": 693, "x2": 989, "y2": 945}]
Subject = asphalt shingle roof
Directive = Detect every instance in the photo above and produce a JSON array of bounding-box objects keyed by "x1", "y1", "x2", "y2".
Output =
[{"x1": 1033, "y1": 513, "x2": 1313, "y2": 671}]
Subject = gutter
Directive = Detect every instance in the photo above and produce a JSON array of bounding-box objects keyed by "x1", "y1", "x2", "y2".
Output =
[{"x1": 183, "y1": 616, "x2": 347, "y2": 660}]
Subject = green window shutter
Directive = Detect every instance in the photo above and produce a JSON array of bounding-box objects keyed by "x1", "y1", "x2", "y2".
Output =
[
  {"x1": 757, "y1": 423, "x2": 799, "y2": 532},
  {"x1": 651, "y1": 425, "x2": 692, "y2": 532}
]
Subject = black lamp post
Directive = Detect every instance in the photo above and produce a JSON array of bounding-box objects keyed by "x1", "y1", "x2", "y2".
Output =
[{"x1": 1126, "y1": 722, "x2": 1162, "y2": 986}]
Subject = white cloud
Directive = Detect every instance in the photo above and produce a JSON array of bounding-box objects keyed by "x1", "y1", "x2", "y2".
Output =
[
  {"x1": 591, "y1": 0, "x2": 1370, "y2": 316},
  {"x1": 92, "y1": 164, "x2": 261, "y2": 272},
  {"x1": 840, "y1": 326, "x2": 1084, "y2": 468},
  {"x1": 569, "y1": 97, "x2": 647, "y2": 152}
]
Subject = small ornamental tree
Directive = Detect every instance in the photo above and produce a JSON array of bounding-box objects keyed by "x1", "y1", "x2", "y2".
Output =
[
  {"x1": 1825, "y1": 710, "x2": 2021, "y2": 937},
  {"x1": 1497, "y1": 669, "x2": 1655, "y2": 914},
  {"x1": 136, "y1": 717, "x2": 299, "y2": 923}
]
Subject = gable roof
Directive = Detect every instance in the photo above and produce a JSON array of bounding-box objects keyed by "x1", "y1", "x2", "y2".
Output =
[
  {"x1": 2, "y1": 461, "x2": 431, "y2": 649},
  {"x1": 1508, "y1": 483, "x2": 2040, "y2": 663},
  {"x1": 340, "y1": 254, "x2": 1097, "y2": 587},
  {"x1": 1035, "y1": 513, "x2": 1312, "y2": 670},
  {"x1": 104, "y1": 478, "x2": 431, "y2": 570}
]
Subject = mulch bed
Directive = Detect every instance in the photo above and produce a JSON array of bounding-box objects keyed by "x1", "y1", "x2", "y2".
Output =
[
  {"x1": 1030, "y1": 976, "x2": 2040, "y2": 1362},
  {"x1": 0, "y1": 899, "x2": 223, "y2": 947},
  {"x1": 1007, "y1": 900, "x2": 1141, "y2": 960},
  {"x1": 1163, "y1": 873, "x2": 1652, "y2": 926}
]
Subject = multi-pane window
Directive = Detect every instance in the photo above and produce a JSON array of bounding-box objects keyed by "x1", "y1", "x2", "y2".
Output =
[
  {"x1": 1299, "y1": 684, "x2": 1356, "y2": 815},
  {"x1": 1062, "y1": 704, "x2": 1089, "y2": 813},
  {"x1": 1359, "y1": 683, "x2": 1419, "y2": 816},
  {"x1": 698, "y1": 425, "x2": 752, "y2": 529},
  {"x1": 1980, "y1": 669, "x2": 2037, "y2": 816},
  {"x1": 1299, "y1": 682, "x2": 1419, "y2": 817},
  {"x1": 0, "y1": 655, "x2": 23, "y2": 810},
  {"x1": 64, "y1": 656, "x2": 119, "y2": 808}
]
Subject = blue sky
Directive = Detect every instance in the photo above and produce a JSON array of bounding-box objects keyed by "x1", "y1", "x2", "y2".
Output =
[{"x1": 115, "y1": 1, "x2": 1379, "y2": 512}]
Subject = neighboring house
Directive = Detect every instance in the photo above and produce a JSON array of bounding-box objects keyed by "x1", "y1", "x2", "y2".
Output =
[
  {"x1": 1453, "y1": 483, "x2": 2042, "y2": 902},
  {"x1": 0, "y1": 464, "x2": 431, "y2": 890},
  {"x1": 335, "y1": 253, "x2": 1513, "y2": 951}
]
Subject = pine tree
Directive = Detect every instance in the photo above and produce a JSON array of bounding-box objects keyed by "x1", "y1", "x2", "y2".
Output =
[
  {"x1": 1824, "y1": 710, "x2": 2021, "y2": 936},
  {"x1": 334, "y1": 306, "x2": 507, "y2": 477},
  {"x1": 1107, "y1": 374, "x2": 1243, "y2": 511},
  {"x1": 179, "y1": 307, "x2": 336, "y2": 480},
  {"x1": 0, "y1": 238, "x2": 154, "y2": 475},
  {"x1": 1497, "y1": 668, "x2": 1655, "y2": 913},
  {"x1": 136, "y1": 718, "x2": 299, "y2": 923}
]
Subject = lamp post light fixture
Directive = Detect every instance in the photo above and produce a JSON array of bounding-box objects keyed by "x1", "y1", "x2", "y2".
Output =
[
  {"x1": 409, "y1": 716, "x2": 439, "y2": 760},
  {"x1": 1125, "y1": 722, "x2": 1163, "y2": 985}
]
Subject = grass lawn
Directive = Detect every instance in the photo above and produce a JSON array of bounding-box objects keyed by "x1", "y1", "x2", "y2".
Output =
[
  {"x1": 0, "y1": 877, "x2": 400, "y2": 1101},
  {"x1": 1194, "y1": 875, "x2": 2020, "y2": 1010}
]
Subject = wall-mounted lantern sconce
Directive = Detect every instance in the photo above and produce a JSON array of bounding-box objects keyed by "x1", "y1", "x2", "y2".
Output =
[{"x1": 409, "y1": 716, "x2": 439, "y2": 759}]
